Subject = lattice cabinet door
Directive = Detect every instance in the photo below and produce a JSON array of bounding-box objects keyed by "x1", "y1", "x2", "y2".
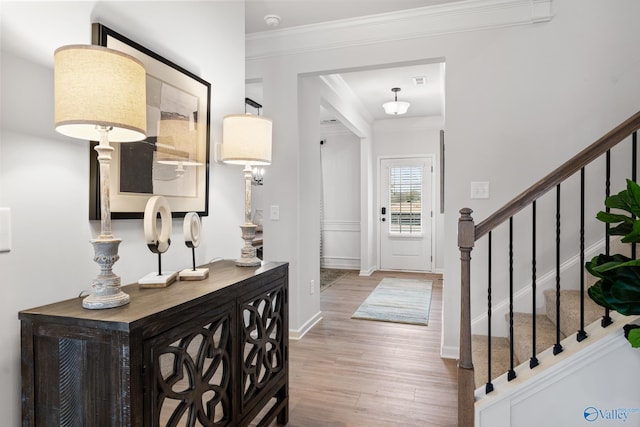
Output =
[
  {"x1": 239, "y1": 282, "x2": 288, "y2": 421},
  {"x1": 144, "y1": 303, "x2": 236, "y2": 427}
]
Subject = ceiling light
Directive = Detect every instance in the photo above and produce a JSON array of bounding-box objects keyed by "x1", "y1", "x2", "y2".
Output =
[
  {"x1": 382, "y1": 87, "x2": 410, "y2": 115},
  {"x1": 264, "y1": 14, "x2": 281, "y2": 28}
]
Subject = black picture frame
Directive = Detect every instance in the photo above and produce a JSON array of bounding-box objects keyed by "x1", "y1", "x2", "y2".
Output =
[{"x1": 90, "y1": 23, "x2": 211, "y2": 219}]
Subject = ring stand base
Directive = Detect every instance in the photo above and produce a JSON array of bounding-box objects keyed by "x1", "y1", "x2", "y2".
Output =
[
  {"x1": 139, "y1": 271, "x2": 178, "y2": 288},
  {"x1": 179, "y1": 268, "x2": 209, "y2": 281}
]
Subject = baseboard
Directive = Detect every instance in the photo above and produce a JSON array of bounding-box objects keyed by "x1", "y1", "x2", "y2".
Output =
[
  {"x1": 359, "y1": 265, "x2": 377, "y2": 276},
  {"x1": 289, "y1": 310, "x2": 322, "y2": 340},
  {"x1": 321, "y1": 256, "x2": 360, "y2": 270},
  {"x1": 441, "y1": 344, "x2": 459, "y2": 360}
]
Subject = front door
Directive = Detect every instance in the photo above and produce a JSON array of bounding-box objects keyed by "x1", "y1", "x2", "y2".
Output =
[{"x1": 379, "y1": 157, "x2": 433, "y2": 271}]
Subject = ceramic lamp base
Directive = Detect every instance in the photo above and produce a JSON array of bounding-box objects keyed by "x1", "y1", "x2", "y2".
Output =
[
  {"x1": 236, "y1": 223, "x2": 262, "y2": 267},
  {"x1": 83, "y1": 238, "x2": 130, "y2": 309}
]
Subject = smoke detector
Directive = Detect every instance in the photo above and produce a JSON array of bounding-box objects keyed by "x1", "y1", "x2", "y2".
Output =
[{"x1": 264, "y1": 14, "x2": 281, "y2": 28}]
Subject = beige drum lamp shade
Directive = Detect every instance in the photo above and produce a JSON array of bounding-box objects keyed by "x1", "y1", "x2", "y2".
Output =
[
  {"x1": 222, "y1": 114, "x2": 272, "y2": 165},
  {"x1": 54, "y1": 45, "x2": 147, "y2": 142},
  {"x1": 156, "y1": 118, "x2": 201, "y2": 165}
]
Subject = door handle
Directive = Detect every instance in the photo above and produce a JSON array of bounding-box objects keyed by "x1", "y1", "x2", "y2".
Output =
[
  {"x1": 381, "y1": 207, "x2": 386, "y2": 215},
  {"x1": 381, "y1": 217, "x2": 386, "y2": 222}
]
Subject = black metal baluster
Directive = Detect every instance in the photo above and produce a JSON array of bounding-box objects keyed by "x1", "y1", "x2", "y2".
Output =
[
  {"x1": 602, "y1": 150, "x2": 613, "y2": 327},
  {"x1": 577, "y1": 168, "x2": 587, "y2": 342},
  {"x1": 486, "y1": 232, "x2": 494, "y2": 393},
  {"x1": 632, "y1": 132, "x2": 637, "y2": 260},
  {"x1": 508, "y1": 217, "x2": 516, "y2": 381},
  {"x1": 553, "y1": 184, "x2": 564, "y2": 355},
  {"x1": 530, "y1": 201, "x2": 539, "y2": 368}
]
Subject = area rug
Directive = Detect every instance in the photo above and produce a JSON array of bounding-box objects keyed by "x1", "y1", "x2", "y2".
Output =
[{"x1": 351, "y1": 278, "x2": 432, "y2": 325}]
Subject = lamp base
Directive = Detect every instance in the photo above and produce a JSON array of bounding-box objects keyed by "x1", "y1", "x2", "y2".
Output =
[
  {"x1": 83, "y1": 238, "x2": 130, "y2": 310},
  {"x1": 236, "y1": 224, "x2": 262, "y2": 267}
]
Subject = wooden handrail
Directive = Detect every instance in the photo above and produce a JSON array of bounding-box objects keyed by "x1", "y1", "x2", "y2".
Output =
[{"x1": 475, "y1": 110, "x2": 640, "y2": 240}]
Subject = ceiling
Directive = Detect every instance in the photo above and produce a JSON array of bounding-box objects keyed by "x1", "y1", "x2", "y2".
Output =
[{"x1": 245, "y1": 0, "x2": 459, "y2": 122}]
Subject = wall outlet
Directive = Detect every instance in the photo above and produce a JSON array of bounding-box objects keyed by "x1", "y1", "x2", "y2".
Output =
[{"x1": 309, "y1": 279, "x2": 315, "y2": 295}]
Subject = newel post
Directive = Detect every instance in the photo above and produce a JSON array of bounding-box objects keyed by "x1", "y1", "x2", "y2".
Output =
[{"x1": 458, "y1": 208, "x2": 475, "y2": 427}]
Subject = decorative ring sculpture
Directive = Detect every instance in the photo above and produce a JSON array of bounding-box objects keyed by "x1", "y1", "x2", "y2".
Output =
[
  {"x1": 183, "y1": 212, "x2": 201, "y2": 249},
  {"x1": 144, "y1": 196, "x2": 172, "y2": 253}
]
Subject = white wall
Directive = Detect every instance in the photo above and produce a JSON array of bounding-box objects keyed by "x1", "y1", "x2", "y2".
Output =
[
  {"x1": 0, "y1": 2, "x2": 246, "y2": 425},
  {"x1": 247, "y1": 0, "x2": 640, "y2": 357},
  {"x1": 320, "y1": 124, "x2": 361, "y2": 269}
]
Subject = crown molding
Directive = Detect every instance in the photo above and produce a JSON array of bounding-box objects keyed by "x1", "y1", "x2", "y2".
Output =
[{"x1": 246, "y1": 0, "x2": 553, "y2": 60}]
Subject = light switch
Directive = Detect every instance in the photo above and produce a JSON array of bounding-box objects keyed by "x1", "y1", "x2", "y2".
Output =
[
  {"x1": 0, "y1": 208, "x2": 11, "y2": 253},
  {"x1": 471, "y1": 182, "x2": 490, "y2": 199},
  {"x1": 270, "y1": 205, "x2": 280, "y2": 221}
]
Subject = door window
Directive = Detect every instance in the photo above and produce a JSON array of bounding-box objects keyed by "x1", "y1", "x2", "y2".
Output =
[{"x1": 388, "y1": 166, "x2": 422, "y2": 235}]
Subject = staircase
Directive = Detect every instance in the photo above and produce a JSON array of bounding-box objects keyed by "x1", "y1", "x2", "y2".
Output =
[
  {"x1": 456, "y1": 111, "x2": 640, "y2": 427},
  {"x1": 472, "y1": 288, "x2": 602, "y2": 387},
  {"x1": 472, "y1": 235, "x2": 633, "y2": 388}
]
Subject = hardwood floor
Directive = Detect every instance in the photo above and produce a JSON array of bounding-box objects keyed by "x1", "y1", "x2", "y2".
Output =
[{"x1": 276, "y1": 270, "x2": 457, "y2": 427}]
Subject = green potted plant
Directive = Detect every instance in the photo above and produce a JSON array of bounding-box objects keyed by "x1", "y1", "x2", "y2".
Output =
[{"x1": 586, "y1": 179, "x2": 640, "y2": 348}]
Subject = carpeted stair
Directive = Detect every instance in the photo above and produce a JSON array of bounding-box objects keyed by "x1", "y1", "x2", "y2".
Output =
[
  {"x1": 472, "y1": 239, "x2": 631, "y2": 388},
  {"x1": 472, "y1": 289, "x2": 603, "y2": 388}
]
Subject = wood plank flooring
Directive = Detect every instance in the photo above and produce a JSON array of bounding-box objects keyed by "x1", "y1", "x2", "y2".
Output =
[{"x1": 275, "y1": 270, "x2": 457, "y2": 427}]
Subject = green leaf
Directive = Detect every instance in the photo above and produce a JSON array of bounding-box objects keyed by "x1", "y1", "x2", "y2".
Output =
[
  {"x1": 623, "y1": 324, "x2": 640, "y2": 348},
  {"x1": 586, "y1": 254, "x2": 640, "y2": 315},
  {"x1": 586, "y1": 253, "x2": 635, "y2": 274},
  {"x1": 596, "y1": 211, "x2": 634, "y2": 225},
  {"x1": 603, "y1": 180, "x2": 640, "y2": 218},
  {"x1": 604, "y1": 194, "x2": 629, "y2": 211},
  {"x1": 609, "y1": 223, "x2": 634, "y2": 237},
  {"x1": 621, "y1": 220, "x2": 640, "y2": 243},
  {"x1": 625, "y1": 179, "x2": 640, "y2": 216},
  {"x1": 588, "y1": 282, "x2": 614, "y2": 310}
]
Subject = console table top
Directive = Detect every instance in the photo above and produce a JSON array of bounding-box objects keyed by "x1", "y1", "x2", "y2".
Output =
[{"x1": 19, "y1": 259, "x2": 287, "y2": 329}]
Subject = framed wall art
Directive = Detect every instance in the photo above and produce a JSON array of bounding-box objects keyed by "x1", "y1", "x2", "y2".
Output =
[{"x1": 89, "y1": 23, "x2": 210, "y2": 219}]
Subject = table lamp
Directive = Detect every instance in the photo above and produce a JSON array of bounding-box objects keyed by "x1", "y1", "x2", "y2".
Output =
[
  {"x1": 222, "y1": 113, "x2": 272, "y2": 266},
  {"x1": 156, "y1": 116, "x2": 202, "y2": 177},
  {"x1": 54, "y1": 45, "x2": 147, "y2": 309}
]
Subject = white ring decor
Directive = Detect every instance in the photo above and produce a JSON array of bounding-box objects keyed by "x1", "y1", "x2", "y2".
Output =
[
  {"x1": 183, "y1": 212, "x2": 201, "y2": 248},
  {"x1": 144, "y1": 196, "x2": 172, "y2": 253}
]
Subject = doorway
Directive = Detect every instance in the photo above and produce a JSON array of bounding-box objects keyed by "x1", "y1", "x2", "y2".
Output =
[{"x1": 379, "y1": 156, "x2": 434, "y2": 271}]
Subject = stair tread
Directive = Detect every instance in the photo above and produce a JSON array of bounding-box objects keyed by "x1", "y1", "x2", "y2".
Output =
[
  {"x1": 544, "y1": 289, "x2": 604, "y2": 337},
  {"x1": 472, "y1": 335, "x2": 512, "y2": 388},
  {"x1": 510, "y1": 312, "x2": 564, "y2": 365}
]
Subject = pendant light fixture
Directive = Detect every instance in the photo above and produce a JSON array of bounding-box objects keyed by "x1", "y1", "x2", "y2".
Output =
[{"x1": 382, "y1": 87, "x2": 410, "y2": 115}]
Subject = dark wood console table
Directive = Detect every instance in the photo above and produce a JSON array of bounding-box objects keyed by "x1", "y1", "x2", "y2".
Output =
[{"x1": 20, "y1": 260, "x2": 288, "y2": 427}]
